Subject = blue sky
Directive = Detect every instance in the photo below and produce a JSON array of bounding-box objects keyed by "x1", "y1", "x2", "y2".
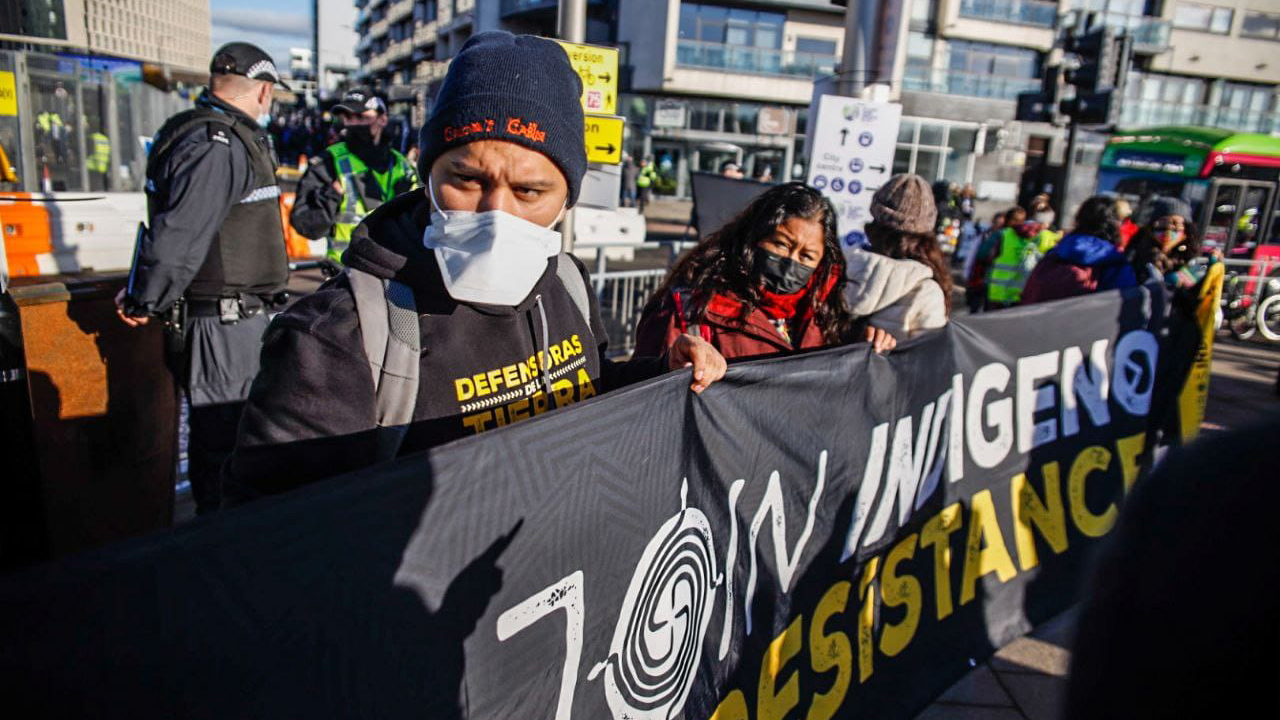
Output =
[{"x1": 210, "y1": 0, "x2": 313, "y2": 70}]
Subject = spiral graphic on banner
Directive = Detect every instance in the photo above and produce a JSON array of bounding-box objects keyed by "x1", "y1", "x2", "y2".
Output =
[{"x1": 589, "y1": 480, "x2": 721, "y2": 720}]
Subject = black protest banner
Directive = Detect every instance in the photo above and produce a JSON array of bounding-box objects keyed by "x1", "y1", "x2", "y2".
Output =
[
  {"x1": 690, "y1": 171, "x2": 775, "y2": 237},
  {"x1": 0, "y1": 284, "x2": 1196, "y2": 719}
]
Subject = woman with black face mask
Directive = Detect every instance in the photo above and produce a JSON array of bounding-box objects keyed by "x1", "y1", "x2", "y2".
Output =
[{"x1": 635, "y1": 182, "x2": 895, "y2": 361}]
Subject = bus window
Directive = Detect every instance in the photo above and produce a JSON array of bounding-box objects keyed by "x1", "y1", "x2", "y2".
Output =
[
  {"x1": 1097, "y1": 170, "x2": 1187, "y2": 201},
  {"x1": 1204, "y1": 184, "x2": 1239, "y2": 253},
  {"x1": 1236, "y1": 185, "x2": 1270, "y2": 254},
  {"x1": 1267, "y1": 194, "x2": 1280, "y2": 246}
]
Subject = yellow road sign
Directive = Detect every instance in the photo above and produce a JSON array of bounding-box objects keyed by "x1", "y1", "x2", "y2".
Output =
[
  {"x1": 584, "y1": 114, "x2": 624, "y2": 165},
  {"x1": 0, "y1": 72, "x2": 17, "y2": 116},
  {"x1": 554, "y1": 39, "x2": 619, "y2": 115}
]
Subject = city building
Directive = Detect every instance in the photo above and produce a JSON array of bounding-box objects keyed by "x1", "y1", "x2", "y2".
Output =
[
  {"x1": 79, "y1": 0, "x2": 211, "y2": 73},
  {"x1": 0, "y1": 0, "x2": 210, "y2": 193},
  {"x1": 902, "y1": 0, "x2": 1280, "y2": 214},
  {"x1": 349, "y1": 0, "x2": 1280, "y2": 206},
  {"x1": 1, "y1": 0, "x2": 212, "y2": 73},
  {"x1": 618, "y1": 0, "x2": 845, "y2": 195},
  {"x1": 315, "y1": 0, "x2": 359, "y2": 99},
  {"x1": 291, "y1": 47, "x2": 314, "y2": 81}
]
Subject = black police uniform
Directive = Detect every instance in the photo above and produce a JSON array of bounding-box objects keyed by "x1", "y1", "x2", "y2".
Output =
[{"x1": 121, "y1": 89, "x2": 289, "y2": 514}]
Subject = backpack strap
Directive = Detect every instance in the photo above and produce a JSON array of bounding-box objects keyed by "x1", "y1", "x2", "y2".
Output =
[
  {"x1": 348, "y1": 266, "x2": 420, "y2": 461},
  {"x1": 671, "y1": 287, "x2": 711, "y2": 342},
  {"x1": 554, "y1": 253, "x2": 591, "y2": 326}
]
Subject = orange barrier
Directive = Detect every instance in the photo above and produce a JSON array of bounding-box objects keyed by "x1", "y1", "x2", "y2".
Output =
[
  {"x1": 9, "y1": 274, "x2": 177, "y2": 557},
  {"x1": 0, "y1": 193, "x2": 54, "y2": 277},
  {"x1": 279, "y1": 191, "x2": 313, "y2": 259}
]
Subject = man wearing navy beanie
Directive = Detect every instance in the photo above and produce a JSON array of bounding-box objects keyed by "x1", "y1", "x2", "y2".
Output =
[{"x1": 224, "y1": 32, "x2": 725, "y2": 502}]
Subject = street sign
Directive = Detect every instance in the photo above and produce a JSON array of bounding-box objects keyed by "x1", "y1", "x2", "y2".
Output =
[
  {"x1": 554, "y1": 39, "x2": 619, "y2": 115},
  {"x1": 653, "y1": 99, "x2": 687, "y2": 128},
  {"x1": 806, "y1": 95, "x2": 902, "y2": 251},
  {"x1": 584, "y1": 114, "x2": 624, "y2": 165},
  {"x1": 0, "y1": 72, "x2": 16, "y2": 116},
  {"x1": 756, "y1": 106, "x2": 791, "y2": 135}
]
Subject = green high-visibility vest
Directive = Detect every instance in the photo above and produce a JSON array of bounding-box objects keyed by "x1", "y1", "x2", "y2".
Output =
[
  {"x1": 325, "y1": 142, "x2": 418, "y2": 264},
  {"x1": 87, "y1": 132, "x2": 111, "y2": 174},
  {"x1": 636, "y1": 165, "x2": 657, "y2": 189},
  {"x1": 987, "y1": 227, "x2": 1059, "y2": 304},
  {"x1": 37, "y1": 112, "x2": 64, "y2": 134}
]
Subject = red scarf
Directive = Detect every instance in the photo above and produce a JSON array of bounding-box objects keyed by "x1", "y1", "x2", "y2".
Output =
[{"x1": 703, "y1": 266, "x2": 839, "y2": 331}]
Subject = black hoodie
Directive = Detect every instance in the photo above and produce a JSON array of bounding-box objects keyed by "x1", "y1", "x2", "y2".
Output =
[{"x1": 225, "y1": 191, "x2": 664, "y2": 502}]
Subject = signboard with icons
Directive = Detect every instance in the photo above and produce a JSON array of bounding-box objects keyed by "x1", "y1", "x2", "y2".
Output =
[
  {"x1": 806, "y1": 95, "x2": 902, "y2": 251},
  {"x1": 653, "y1": 99, "x2": 687, "y2": 128},
  {"x1": 553, "y1": 39, "x2": 625, "y2": 166},
  {"x1": 553, "y1": 39, "x2": 619, "y2": 115}
]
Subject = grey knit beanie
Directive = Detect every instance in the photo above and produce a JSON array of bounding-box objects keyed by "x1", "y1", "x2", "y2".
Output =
[
  {"x1": 1146, "y1": 196, "x2": 1192, "y2": 224},
  {"x1": 418, "y1": 31, "x2": 587, "y2": 205},
  {"x1": 869, "y1": 173, "x2": 937, "y2": 235}
]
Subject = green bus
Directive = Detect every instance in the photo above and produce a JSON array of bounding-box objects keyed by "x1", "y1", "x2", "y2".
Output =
[{"x1": 1098, "y1": 126, "x2": 1280, "y2": 261}]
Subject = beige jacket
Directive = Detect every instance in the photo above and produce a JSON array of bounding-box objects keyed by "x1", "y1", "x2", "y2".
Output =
[{"x1": 843, "y1": 249, "x2": 948, "y2": 341}]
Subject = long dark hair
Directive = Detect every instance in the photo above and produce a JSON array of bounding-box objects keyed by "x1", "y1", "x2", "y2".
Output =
[
  {"x1": 1072, "y1": 195, "x2": 1121, "y2": 244},
  {"x1": 649, "y1": 182, "x2": 860, "y2": 343},
  {"x1": 863, "y1": 220, "x2": 954, "y2": 315}
]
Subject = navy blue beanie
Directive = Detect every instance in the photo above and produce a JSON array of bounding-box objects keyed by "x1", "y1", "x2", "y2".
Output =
[{"x1": 419, "y1": 31, "x2": 587, "y2": 205}]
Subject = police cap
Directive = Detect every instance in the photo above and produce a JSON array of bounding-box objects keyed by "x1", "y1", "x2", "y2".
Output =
[{"x1": 210, "y1": 42, "x2": 291, "y2": 91}]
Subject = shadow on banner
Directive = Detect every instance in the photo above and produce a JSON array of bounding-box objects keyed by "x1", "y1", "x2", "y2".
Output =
[{"x1": 0, "y1": 283, "x2": 1206, "y2": 720}]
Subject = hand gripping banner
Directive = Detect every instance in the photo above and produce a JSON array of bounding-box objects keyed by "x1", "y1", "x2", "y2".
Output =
[{"x1": 0, "y1": 282, "x2": 1201, "y2": 719}]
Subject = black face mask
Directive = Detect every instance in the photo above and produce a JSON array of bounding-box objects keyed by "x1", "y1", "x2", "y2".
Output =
[
  {"x1": 756, "y1": 250, "x2": 815, "y2": 294},
  {"x1": 343, "y1": 124, "x2": 379, "y2": 153}
]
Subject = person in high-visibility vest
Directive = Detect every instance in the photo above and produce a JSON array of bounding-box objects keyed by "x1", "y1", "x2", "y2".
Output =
[
  {"x1": 36, "y1": 110, "x2": 68, "y2": 166},
  {"x1": 636, "y1": 157, "x2": 658, "y2": 214},
  {"x1": 36, "y1": 111, "x2": 64, "y2": 137},
  {"x1": 985, "y1": 219, "x2": 1059, "y2": 308},
  {"x1": 289, "y1": 87, "x2": 419, "y2": 265},
  {"x1": 87, "y1": 129, "x2": 111, "y2": 189}
]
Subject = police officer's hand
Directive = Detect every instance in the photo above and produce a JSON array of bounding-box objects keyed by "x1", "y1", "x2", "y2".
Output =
[
  {"x1": 114, "y1": 288, "x2": 149, "y2": 327},
  {"x1": 865, "y1": 325, "x2": 896, "y2": 354},
  {"x1": 331, "y1": 180, "x2": 344, "y2": 197},
  {"x1": 668, "y1": 333, "x2": 726, "y2": 394}
]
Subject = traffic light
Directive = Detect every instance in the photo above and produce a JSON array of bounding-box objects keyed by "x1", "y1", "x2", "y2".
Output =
[
  {"x1": 1063, "y1": 27, "x2": 1123, "y2": 93},
  {"x1": 1060, "y1": 92, "x2": 1118, "y2": 125},
  {"x1": 1015, "y1": 65, "x2": 1065, "y2": 125},
  {"x1": 1056, "y1": 22, "x2": 1133, "y2": 127}
]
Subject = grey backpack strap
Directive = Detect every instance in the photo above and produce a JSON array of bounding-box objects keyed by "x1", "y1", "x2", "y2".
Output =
[
  {"x1": 348, "y1": 267, "x2": 420, "y2": 461},
  {"x1": 555, "y1": 252, "x2": 591, "y2": 326}
]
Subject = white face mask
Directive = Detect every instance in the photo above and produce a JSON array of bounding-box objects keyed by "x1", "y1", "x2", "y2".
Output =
[{"x1": 423, "y1": 178, "x2": 564, "y2": 305}]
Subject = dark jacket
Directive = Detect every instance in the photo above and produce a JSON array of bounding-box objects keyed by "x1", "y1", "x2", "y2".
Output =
[
  {"x1": 634, "y1": 290, "x2": 828, "y2": 362},
  {"x1": 1021, "y1": 233, "x2": 1137, "y2": 305},
  {"x1": 289, "y1": 139, "x2": 418, "y2": 240},
  {"x1": 225, "y1": 191, "x2": 664, "y2": 502},
  {"x1": 124, "y1": 90, "x2": 267, "y2": 316}
]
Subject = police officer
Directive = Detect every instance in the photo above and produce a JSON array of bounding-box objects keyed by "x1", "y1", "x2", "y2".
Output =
[
  {"x1": 289, "y1": 86, "x2": 419, "y2": 266},
  {"x1": 114, "y1": 42, "x2": 291, "y2": 515}
]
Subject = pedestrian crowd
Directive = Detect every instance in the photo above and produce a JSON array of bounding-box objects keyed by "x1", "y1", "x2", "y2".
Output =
[
  {"x1": 90, "y1": 28, "x2": 1266, "y2": 714},
  {"x1": 112, "y1": 32, "x2": 1219, "y2": 513}
]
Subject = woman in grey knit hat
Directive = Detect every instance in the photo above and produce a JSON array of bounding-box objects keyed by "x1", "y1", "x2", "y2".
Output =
[{"x1": 844, "y1": 174, "x2": 952, "y2": 340}]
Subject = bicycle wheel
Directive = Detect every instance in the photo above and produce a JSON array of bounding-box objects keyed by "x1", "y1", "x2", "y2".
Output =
[{"x1": 1257, "y1": 293, "x2": 1280, "y2": 342}]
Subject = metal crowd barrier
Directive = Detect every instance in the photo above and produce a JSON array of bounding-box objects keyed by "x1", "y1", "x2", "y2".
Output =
[
  {"x1": 594, "y1": 268, "x2": 668, "y2": 358},
  {"x1": 1220, "y1": 256, "x2": 1280, "y2": 299},
  {"x1": 574, "y1": 240, "x2": 689, "y2": 358}
]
